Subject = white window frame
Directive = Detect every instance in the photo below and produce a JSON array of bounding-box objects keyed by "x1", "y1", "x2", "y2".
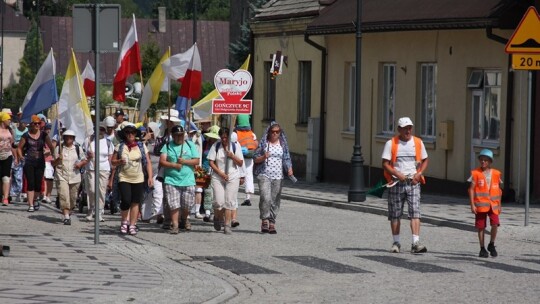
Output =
[
  {"x1": 298, "y1": 61, "x2": 312, "y2": 125},
  {"x1": 381, "y1": 63, "x2": 396, "y2": 134},
  {"x1": 420, "y1": 63, "x2": 437, "y2": 138},
  {"x1": 470, "y1": 69, "x2": 502, "y2": 146}
]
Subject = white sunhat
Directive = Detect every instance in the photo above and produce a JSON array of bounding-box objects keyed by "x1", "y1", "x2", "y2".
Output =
[
  {"x1": 397, "y1": 117, "x2": 414, "y2": 128},
  {"x1": 160, "y1": 108, "x2": 181, "y2": 122},
  {"x1": 63, "y1": 130, "x2": 76, "y2": 137}
]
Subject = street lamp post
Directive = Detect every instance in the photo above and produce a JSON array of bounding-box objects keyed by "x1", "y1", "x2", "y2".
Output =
[{"x1": 348, "y1": 0, "x2": 366, "y2": 202}]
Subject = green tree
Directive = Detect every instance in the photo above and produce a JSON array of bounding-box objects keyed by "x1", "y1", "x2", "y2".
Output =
[
  {"x1": 152, "y1": 0, "x2": 229, "y2": 20},
  {"x1": 23, "y1": 0, "x2": 142, "y2": 18},
  {"x1": 228, "y1": 0, "x2": 265, "y2": 69}
]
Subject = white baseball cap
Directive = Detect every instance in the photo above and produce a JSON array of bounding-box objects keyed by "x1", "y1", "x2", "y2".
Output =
[{"x1": 397, "y1": 117, "x2": 414, "y2": 128}]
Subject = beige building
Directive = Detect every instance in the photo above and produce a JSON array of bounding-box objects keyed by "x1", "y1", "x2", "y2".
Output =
[
  {"x1": 0, "y1": 2, "x2": 30, "y2": 91},
  {"x1": 251, "y1": 0, "x2": 535, "y2": 202}
]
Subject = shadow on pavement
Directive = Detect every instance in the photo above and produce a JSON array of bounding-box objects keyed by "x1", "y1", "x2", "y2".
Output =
[{"x1": 28, "y1": 214, "x2": 63, "y2": 224}]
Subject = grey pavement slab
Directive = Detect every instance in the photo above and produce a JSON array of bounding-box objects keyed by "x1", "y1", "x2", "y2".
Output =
[{"x1": 2, "y1": 176, "x2": 540, "y2": 303}]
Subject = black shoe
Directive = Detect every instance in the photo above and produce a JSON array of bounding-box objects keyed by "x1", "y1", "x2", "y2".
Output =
[
  {"x1": 63, "y1": 218, "x2": 71, "y2": 225},
  {"x1": 34, "y1": 201, "x2": 40, "y2": 211},
  {"x1": 110, "y1": 203, "x2": 118, "y2": 215},
  {"x1": 479, "y1": 247, "x2": 489, "y2": 258},
  {"x1": 487, "y1": 243, "x2": 498, "y2": 257},
  {"x1": 241, "y1": 199, "x2": 251, "y2": 206}
]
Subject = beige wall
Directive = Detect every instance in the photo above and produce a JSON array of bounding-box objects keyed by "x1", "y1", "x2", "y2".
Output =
[
  {"x1": 324, "y1": 29, "x2": 519, "y2": 183},
  {"x1": 252, "y1": 34, "x2": 324, "y2": 155},
  {"x1": 252, "y1": 24, "x2": 530, "y2": 198},
  {"x1": 1, "y1": 33, "x2": 26, "y2": 89}
]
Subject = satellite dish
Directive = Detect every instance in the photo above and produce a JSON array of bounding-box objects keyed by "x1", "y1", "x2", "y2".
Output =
[{"x1": 125, "y1": 83, "x2": 134, "y2": 96}]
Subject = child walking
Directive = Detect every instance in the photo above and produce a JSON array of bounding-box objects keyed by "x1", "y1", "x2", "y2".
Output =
[{"x1": 468, "y1": 149, "x2": 502, "y2": 258}]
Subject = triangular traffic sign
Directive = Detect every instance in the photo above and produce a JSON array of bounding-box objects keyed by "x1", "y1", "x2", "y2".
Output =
[{"x1": 505, "y1": 7, "x2": 540, "y2": 54}]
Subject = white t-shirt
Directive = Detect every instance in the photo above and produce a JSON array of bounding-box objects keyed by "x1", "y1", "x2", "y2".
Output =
[
  {"x1": 382, "y1": 137, "x2": 428, "y2": 176},
  {"x1": 84, "y1": 136, "x2": 114, "y2": 171},
  {"x1": 207, "y1": 141, "x2": 244, "y2": 180}
]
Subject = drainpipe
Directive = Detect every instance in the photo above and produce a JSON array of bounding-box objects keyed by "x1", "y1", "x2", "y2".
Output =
[
  {"x1": 304, "y1": 33, "x2": 327, "y2": 181},
  {"x1": 486, "y1": 27, "x2": 515, "y2": 202}
]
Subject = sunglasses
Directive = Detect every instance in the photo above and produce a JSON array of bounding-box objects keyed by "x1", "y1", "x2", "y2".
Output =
[{"x1": 31, "y1": 122, "x2": 40, "y2": 125}]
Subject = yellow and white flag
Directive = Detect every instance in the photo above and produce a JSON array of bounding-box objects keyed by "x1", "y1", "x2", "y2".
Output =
[
  {"x1": 58, "y1": 50, "x2": 93, "y2": 144},
  {"x1": 138, "y1": 49, "x2": 171, "y2": 121}
]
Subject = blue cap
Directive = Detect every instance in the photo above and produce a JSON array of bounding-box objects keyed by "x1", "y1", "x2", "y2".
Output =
[{"x1": 478, "y1": 149, "x2": 493, "y2": 161}]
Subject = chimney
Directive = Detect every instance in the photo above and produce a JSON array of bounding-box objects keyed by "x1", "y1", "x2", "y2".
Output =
[{"x1": 158, "y1": 7, "x2": 166, "y2": 33}]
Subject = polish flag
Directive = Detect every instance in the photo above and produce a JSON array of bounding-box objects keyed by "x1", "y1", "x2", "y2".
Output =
[
  {"x1": 113, "y1": 15, "x2": 141, "y2": 102},
  {"x1": 81, "y1": 60, "x2": 95, "y2": 97},
  {"x1": 162, "y1": 43, "x2": 202, "y2": 99}
]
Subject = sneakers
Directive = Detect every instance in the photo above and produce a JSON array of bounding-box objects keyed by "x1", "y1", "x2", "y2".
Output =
[
  {"x1": 487, "y1": 243, "x2": 498, "y2": 257},
  {"x1": 390, "y1": 242, "x2": 401, "y2": 253},
  {"x1": 27, "y1": 206, "x2": 35, "y2": 212},
  {"x1": 241, "y1": 199, "x2": 251, "y2": 206},
  {"x1": 411, "y1": 241, "x2": 427, "y2": 253},
  {"x1": 231, "y1": 220, "x2": 240, "y2": 228},
  {"x1": 99, "y1": 215, "x2": 105, "y2": 222},
  {"x1": 2, "y1": 198, "x2": 8, "y2": 206},
  {"x1": 195, "y1": 213, "x2": 204, "y2": 219},
  {"x1": 224, "y1": 225, "x2": 232, "y2": 235},
  {"x1": 203, "y1": 215, "x2": 211, "y2": 222},
  {"x1": 34, "y1": 201, "x2": 40, "y2": 211},
  {"x1": 85, "y1": 214, "x2": 94, "y2": 222},
  {"x1": 63, "y1": 218, "x2": 71, "y2": 225},
  {"x1": 479, "y1": 247, "x2": 489, "y2": 258},
  {"x1": 42, "y1": 196, "x2": 52, "y2": 204}
]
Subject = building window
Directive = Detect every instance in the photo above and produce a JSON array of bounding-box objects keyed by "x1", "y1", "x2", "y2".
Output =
[
  {"x1": 347, "y1": 63, "x2": 356, "y2": 131},
  {"x1": 298, "y1": 61, "x2": 311, "y2": 125},
  {"x1": 470, "y1": 70, "x2": 502, "y2": 144},
  {"x1": 263, "y1": 61, "x2": 276, "y2": 121},
  {"x1": 381, "y1": 63, "x2": 396, "y2": 134},
  {"x1": 420, "y1": 63, "x2": 437, "y2": 138}
]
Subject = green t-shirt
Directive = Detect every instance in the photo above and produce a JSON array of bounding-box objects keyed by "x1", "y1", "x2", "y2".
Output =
[{"x1": 160, "y1": 141, "x2": 198, "y2": 186}]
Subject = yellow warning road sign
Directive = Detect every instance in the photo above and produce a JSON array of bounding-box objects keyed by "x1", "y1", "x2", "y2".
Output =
[
  {"x1": 505, "y1": 7, "x2": 540, "y2": 54},
  {"x1": 512, "y1": 54, "x2": 540, "y2": 70}
]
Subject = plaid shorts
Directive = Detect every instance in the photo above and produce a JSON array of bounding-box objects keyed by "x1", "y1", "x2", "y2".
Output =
[
  {"x1": 164, "y1": 184, "x2": 195, "y2": 211},
  {"x1": 387, "y1": 181, "x2": 421, "y2": 220}
]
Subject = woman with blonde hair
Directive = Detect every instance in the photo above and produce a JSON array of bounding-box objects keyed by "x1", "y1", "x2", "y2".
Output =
[{"x1": 0, "y1": 112, "x2": 16, "y2": 206}]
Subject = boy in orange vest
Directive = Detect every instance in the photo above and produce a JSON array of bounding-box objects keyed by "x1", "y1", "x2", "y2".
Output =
[{"x1": 468, "y1": 149, "x2": 502, "y2": 258}]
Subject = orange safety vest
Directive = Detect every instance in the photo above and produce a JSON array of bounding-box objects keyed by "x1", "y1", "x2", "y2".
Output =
[
  {"x1": 384, "y1": 136, "x2": 426, "y2": 184},
  {"x1": 236, "y1": 130, "x2": 257, "y2": 151},
  {"x1": 471, "y1": 168, "x2": 502, "y2": 215}
]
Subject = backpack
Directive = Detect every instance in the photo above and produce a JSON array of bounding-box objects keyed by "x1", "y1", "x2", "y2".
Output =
[
  {"x1": 236, "y1": 130, "x2": 257, "y2": 158},
  {"x1": 153, "y1": 135, "x2": 169, "y2": 156}
]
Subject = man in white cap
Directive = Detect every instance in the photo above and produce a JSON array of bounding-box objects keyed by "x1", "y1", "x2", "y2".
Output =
[{"x1": 381, "y1": 117, "x2": 429, "y2": 254}]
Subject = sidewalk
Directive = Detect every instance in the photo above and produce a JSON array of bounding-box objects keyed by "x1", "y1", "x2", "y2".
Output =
[{"x1": 271, "y1": 179, "x2": 540, "y2": 238}]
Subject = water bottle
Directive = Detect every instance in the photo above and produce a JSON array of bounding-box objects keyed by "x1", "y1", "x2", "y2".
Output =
[{"x1": 289, "y1": 175, "x2": 297, "y2": 183}]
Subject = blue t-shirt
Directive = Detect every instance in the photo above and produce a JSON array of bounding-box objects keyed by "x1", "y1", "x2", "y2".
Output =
[{"x1": 160, "y1": 141, "x2": 198, "y2": 186}]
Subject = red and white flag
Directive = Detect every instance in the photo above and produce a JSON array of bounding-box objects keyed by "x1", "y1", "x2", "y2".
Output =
[
  {"x1": 81, "y1": 60, "x2": 95, "y2": 97},
  {"x1": 162, "y1": 43, "x2": 202, "y2": 99},
  {"x1": 113, "y1": 15, "x2": 141, "y2": 102}
]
